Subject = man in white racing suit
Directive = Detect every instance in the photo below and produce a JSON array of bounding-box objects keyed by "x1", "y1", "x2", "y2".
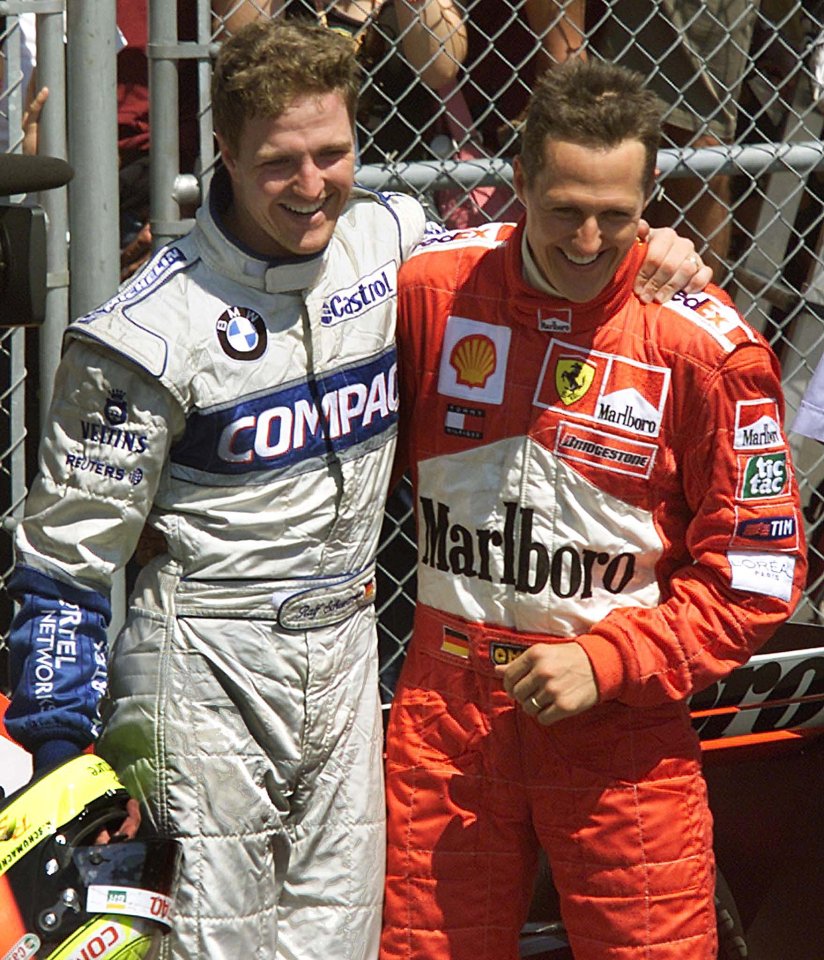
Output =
[
  {"x1": 3, "y1": 18, "x2": 712, "y2": 960},
  {"x1": 6, "y1": 21, "x2": 427, "y2": 960}
]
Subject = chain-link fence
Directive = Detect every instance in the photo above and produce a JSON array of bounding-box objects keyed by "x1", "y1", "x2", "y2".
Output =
[{"x1": 3, "y1": 0, "x2": 824, "y2": 704}]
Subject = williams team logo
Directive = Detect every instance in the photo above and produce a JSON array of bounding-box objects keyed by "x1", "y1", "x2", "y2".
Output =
[{"x1": 216, "y1": 307, "x2": 267, "y2": 361}]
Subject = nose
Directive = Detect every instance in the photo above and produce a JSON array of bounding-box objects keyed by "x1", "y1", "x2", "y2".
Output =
[
  {"x1": 573, "y1": 215, "x2": 602, "y2": 254},
  {"x1": 293, "y1": 156, "x2": 324, "y2": 197}
]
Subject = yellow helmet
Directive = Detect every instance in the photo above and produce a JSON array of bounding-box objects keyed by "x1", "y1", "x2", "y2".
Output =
[{"x1": 0, "y1": 755, "x2": 181, "y2": 960}]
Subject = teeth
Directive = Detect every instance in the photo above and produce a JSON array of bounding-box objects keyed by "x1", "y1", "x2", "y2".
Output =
[
  {"x1": 283, "y1": 200, "x2": 326, "y2": 215},
  {"x1": 564, "y1": 251, "x2": 600, "y2": 265}
]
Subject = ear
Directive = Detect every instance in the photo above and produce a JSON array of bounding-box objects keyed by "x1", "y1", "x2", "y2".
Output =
[
  {"x1": 513, "y1": 155, "x2": 526, "y2": 204},
  {"x1": 215, "y1": 132, "x2": 237, "y2": 178}
]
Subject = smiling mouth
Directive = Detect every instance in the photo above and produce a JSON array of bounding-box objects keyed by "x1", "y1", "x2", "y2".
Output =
[
  {"x1": 562, "y1": 250, "x2": 603, "y2": 266},
  {"x1": 282, "y1": 199, "x2": 327, "y2": 217}
]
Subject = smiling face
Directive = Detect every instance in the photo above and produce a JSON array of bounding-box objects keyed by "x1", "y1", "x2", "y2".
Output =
[
  {"x1": 514, "y1": 138, "x2": 650, "y2": 302},
  {"x1": 217, "y1": 90, "x2": 356, "y2": 259}
]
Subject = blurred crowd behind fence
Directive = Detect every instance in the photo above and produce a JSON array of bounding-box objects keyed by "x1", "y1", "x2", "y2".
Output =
[{"x1": 3, "y1": 0, "x2": 824, "y2": 704}]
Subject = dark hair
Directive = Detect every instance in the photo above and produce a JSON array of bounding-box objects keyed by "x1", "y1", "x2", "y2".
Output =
[
  {"x1": 519, "y1": 59, "x2": 662, "y2": 194},
  {"x1": 211, "y1": 19, "x2": 360, "y2": 154}
]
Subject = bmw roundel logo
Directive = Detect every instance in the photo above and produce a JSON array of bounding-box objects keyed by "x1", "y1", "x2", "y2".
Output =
[{"x1": 216, "y1": 307, "x2": 267, "y2": 361}]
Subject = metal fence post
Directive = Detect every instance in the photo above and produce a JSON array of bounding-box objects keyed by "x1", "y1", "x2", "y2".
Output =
[
  {"x1": 65, "y1": 0, "x2": 124, "y2": 636},
  {"x1": 36, "y1": 0, "x2": 70, "y2": 421}
]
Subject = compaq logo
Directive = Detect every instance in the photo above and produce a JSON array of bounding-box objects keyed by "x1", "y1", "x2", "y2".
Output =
[{"x1": 170, "y1": 351, "x2": 398, "y2": 476}]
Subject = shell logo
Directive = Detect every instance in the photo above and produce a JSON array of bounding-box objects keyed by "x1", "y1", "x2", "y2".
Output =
[{"x1": 449, "y1": 334, "x2": 497, "y2": 388}]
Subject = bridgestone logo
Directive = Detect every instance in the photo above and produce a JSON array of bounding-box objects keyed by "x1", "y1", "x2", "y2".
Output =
[{"x1": 560, "y1": 434, "x2": 650, "y2": 467}]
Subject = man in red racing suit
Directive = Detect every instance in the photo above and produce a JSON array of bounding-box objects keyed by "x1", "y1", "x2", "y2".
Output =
[{"x1": 381, "y1": 60, "x2": 806, "y2": 960}]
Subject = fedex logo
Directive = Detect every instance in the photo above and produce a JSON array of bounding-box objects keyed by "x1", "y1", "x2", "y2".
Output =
[{"x1": 170, "y1": 351, "x2": 398, "y2": 476}]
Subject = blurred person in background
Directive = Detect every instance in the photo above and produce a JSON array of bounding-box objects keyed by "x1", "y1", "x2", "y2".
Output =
[
  {"x1": 591, "y1": 0, "x2": 763, "y2": 280},
  {"x1": 436, "y1": 0, "x2": 585, "y2": 225}
]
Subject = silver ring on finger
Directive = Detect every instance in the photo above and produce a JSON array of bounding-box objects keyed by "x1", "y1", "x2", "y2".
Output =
[{"x1": 528, "y1": 695, "x2": 542, "y2": 711}]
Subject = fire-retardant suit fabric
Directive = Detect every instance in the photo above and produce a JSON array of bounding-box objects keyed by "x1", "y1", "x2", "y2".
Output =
[
  {"x1": 381, "y1": 221, "x2": 806, "y2": 960},
  {"x1": 6, "y1": 171, "x2": 429, "y2": 960}
]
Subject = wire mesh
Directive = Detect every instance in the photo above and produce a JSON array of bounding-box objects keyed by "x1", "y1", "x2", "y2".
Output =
[{"x1": 4, "y1": 0, "x2": 824, "y2": 699}]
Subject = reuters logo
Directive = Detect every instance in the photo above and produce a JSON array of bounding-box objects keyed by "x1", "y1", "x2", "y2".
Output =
[{"x1": 450, "y1": 334, "x2": 496, "y2": 388}]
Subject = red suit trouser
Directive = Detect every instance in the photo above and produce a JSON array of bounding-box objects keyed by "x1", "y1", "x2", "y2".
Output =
[{"x1": 381, "y1": 607, "x2": 717, "y2": 960}]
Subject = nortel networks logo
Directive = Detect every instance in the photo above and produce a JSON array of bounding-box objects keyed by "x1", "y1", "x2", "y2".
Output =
[
  {"x1": 734, "y1": 399, "x2": 783, "y2": 450},
  {"x1": 321, "y1": 263, "x2": 395, "y2": 326}
]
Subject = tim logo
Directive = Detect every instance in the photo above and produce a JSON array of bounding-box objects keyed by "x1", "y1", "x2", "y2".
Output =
[
  {"x1": 731, "y1": 504, "x2": 799, "y2": 552},
  {"x1": 535, "y1": 340, "x2": 670, "y2": 437}
]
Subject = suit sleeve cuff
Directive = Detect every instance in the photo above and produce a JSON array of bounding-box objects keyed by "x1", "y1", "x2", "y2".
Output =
[{"x1": 576, "y1": 633, "x2": 627, "y2": 703}]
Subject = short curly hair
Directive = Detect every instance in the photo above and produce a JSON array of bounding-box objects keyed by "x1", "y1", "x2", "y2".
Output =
[
  {"x1": 211, "y1": 19, "x2": 360, "y2": 155},
  {"x1": 519, "y1": 59, "x2": 662, "y2": 195}
]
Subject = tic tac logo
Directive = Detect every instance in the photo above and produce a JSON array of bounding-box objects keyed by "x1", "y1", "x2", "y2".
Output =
[
  {"x1": 215, "y1": 306, "x2": 267, "y2": 361},
  {"x1": 733, "y1": 398, "x2": 783, "y2": 450},
  {"x1": 737, "y1": 451, "x2": 789, "y2": 500},
  {"x1": 437, "y1": 317, "x2": 511, "y2": 404}
]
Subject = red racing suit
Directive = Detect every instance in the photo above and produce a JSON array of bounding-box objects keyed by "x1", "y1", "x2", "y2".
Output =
[{"x1": 381, "y1": 222, "x2": 806, "y2": 960}]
